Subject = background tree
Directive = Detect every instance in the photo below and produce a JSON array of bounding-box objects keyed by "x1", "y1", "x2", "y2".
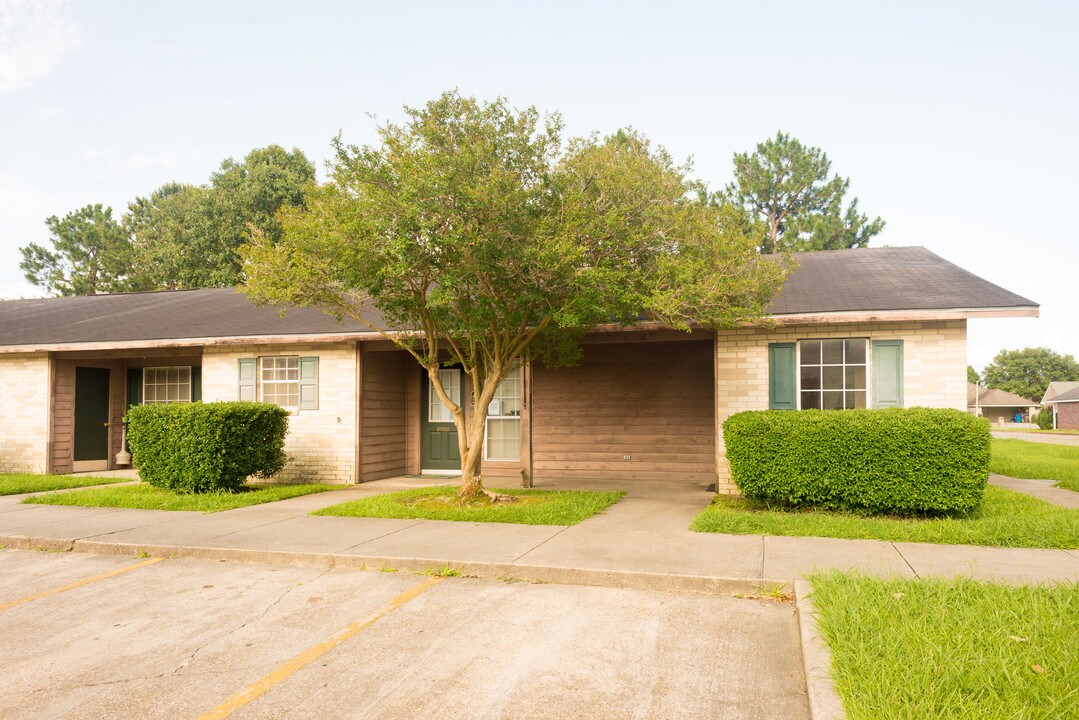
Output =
[
  {"x1": 127, "y1": 145, "x2": 315, "y2": 290},
  {"x1": 20, "y1": 145, "x2": 315, "y2": 295},
  {"x1": 243, "y1": 91, "x2": 789, "y2": 500},
  {"x1": 19, "y1": 204, "x2": 133, "y2": 295},
  {"x1": 981, "y1": 347, "x2": 1079, "y2": 402},
  {"x1": 967, "y1": 365, "x2": 981, "y2": 385},
  {"x1": 725, "y1": 131, "x2": 885, "y2": 253}
]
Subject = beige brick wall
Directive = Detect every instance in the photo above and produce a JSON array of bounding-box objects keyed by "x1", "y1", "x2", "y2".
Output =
[
  {"x1": 201, "y1": 343, "x2": 358, "y2": 484},
  {"x1": 0, "y1": 353, "x2": 50, "y2": 473},
  {"x1": 713, "y1": 320, "x2": 967, "y2": 493}
]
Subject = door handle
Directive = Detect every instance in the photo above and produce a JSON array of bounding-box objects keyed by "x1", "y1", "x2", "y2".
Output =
[{"x1": 103, "y1": 422, "x2": 109, "y2": 427}]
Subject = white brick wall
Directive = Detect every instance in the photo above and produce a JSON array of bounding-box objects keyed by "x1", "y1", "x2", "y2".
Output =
[
  {"x1": 713, "y1": 320, "x2": 967, "y2": 493},
  {"x1": 201, "y1": 343, "x2": 358, "y2": 484},
  {"x1": 0, "y1": 353, "x2": 50, "y2": 473}
]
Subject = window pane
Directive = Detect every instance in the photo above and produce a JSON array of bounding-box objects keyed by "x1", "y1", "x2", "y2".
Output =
[
  {"x1": 850, "y1": 391, "x2": 867, "y2": 409},
  {"x1": 822, "y1": 391, "x2": 845, "y2": 410},
  {"x1": 801, "y1": 340, "x2": 821, "y2": 365},
  {"x1": 487, "y1": 418, "x2": 520, "y2": 459},
  {"x1": 801, "y1": 391, "x2": 821, "y2": 410},
  {"x1": 800, "y1": 365, "x2": 821, "y2": 390},
  {"x1": 845, "y1": 340, "x2": 866, "y2": 365},
  {"x1": 845, "y1": 366, "x2": 866, "y2": 391},
  {"x1": 823, "y1": 366, "x2": 844, "y2": 390},
  {"x1": 822, "y1": 340, "x2": 844, "y2": 365}
]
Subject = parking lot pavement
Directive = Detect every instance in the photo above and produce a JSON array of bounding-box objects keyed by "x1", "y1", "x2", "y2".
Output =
[{"x1": 0, "y1": 549, "x2": 808, "y2": 720}]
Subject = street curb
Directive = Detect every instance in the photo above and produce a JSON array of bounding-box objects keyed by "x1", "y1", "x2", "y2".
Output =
[
  {"x1": 3, "y1": 534, "x2": 788, "y2": 597},
  {"x1": 794, "y1": 579, "x2": 846, "y2": 720}
]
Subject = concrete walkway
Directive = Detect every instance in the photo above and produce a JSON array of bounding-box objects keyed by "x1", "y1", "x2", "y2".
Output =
[
  {"x1": 2, "y1": 475, "x2": 1077, "y2": 590},
  {"x1": 990, "y1": 473, "x2": 1079, "y2": 508},
  {"x1": 992, "y1": 430, "x2": 1079, "y2": 446}
]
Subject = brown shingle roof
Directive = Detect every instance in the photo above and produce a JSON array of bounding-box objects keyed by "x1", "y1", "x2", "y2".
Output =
[
  {"x1": 0, "y1": 246, "x2": 1038, "y2": 350},
  {"x1": 767, "y1": 246, "x2": 1035, "y2": 315},
  {"x1": 967, "y1": 383, "x2": 1037, "y2": 408}
]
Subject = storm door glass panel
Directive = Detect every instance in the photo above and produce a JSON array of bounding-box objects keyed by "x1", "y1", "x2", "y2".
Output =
[
  {"x1": 428, "y1": 369, "x2": 461, "y2": 422},
  {"x1": 486, "y1": 365, "x2": 521, "y2": 460},
  {"x1": 798, "y1": 339, "x2": 867, "y2": 410},
  {"x1": 142, "y1": 367, "x2": 191, "y2": 404},
  {"x1": 260, "y1": 357, "x2": 300, "y2": 408}
]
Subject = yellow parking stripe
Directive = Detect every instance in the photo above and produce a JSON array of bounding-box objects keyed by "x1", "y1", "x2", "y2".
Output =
[
  {"x1": 0, "y1": 557, "x2": 164, "y2": 612},
  {"x1": 197, "y1": 576, "x2": 444, "y2": 720}
]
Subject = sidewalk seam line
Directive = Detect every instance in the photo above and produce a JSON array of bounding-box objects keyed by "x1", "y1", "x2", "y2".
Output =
[
  {"x1": 891, "y1": 543, "x2": 920, "y2": 579},
  {"x1": 334, "y1": 520, "x2": 428, "y2": 553},
  {"x1": 509, "y1": 525, "x2": 572, "y2": 563}
]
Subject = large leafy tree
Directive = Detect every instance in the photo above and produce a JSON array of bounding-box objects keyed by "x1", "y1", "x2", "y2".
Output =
[
  {"x1": 982, "y1": 347, "x2": 1079, "y2": 402},
  {"x1": 19, "y1": 204, "x2": 133, "y2": 295},
  {"x1": 726, "y1": 131, "x2": 885, "y2": 253},
  {"x1": 126, "y1": 145, "x2": 315, "y2": 290},
  {"x1": 242, "y1": 91, "x2": 789, "y2": 500}
]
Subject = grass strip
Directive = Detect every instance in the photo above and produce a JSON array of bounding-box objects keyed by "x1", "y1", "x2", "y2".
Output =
[
  {"x1": 23, "y1": 482, "x2": 341, "y2": 512},
  {"x1": 808, "y1": 571, "x2": 1079, "y2": 719},
  {"x1": 991, "y1": 438, "x2": 1079, "y2": 492},
  {"x1": 313, "y1": 485, "x2": 625, "y2": 525},
  {"x1": 0, "y1": 473, "x2": 129, "y2": 496},
  {"x1": 691, "y1": 485, "x2": 1078, "y2": 548}
]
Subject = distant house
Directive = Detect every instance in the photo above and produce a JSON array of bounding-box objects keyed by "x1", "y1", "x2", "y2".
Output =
[
  {"x1": 1041, "y1": 381, "x2": 1079, "y2": 430},
  {"x1": 967, "y1": 383, "x2": 1037, "y2": 424},
  {"x1": 0, "y1": 246, "x2": 1038, "y2": 493}
]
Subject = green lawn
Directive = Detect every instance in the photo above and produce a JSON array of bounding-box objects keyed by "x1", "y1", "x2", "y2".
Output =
[
  {"x1": 23, "y1": 482, "x2": 341, "y2": 512},
  {"x1": 809, "y1": 572, "x2": 1079, "y2": 719},
  {"x1": 0, "y1": 473, "x2": 129, "y2": 496},
  {"x1": 991, "y1": 438, "x2": 1079, "y2": 492},
  {"x1": 691, "y1": 485, "x2": 1078, "y2": 548},
  {"x1": 313, "y1": 485, "x2": 625, "y2": 525}
]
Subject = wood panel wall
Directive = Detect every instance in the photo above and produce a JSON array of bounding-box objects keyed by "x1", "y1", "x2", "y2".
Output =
[
  {"x1": 359, "y1": 349, "x2": 409, "y2": 481},
  {"x1": 49, "y1": 359, "x2": 74, "y2": 474},
  {"x1": 531, "y1": 340, "x2": 715, "y2": 482}
]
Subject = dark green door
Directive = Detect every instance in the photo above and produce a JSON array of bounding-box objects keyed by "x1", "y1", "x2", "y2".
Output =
[
  {"x1": 420, "y1": 369, "x2": 461, "y2": 471},
  {"x1": 74, "y1": 366, "x2": 110, "y2": 466}
]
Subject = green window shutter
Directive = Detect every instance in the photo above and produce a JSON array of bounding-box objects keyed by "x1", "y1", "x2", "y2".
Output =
[
  {"x1": 126, "y1": 368, "x2": 142, "y2": 409},
  {"x1": 238, "y1": 358, "x2": 257, "y2": 401},
  {"x1": 298, "y1": 356, "x2": 319, "y2": 410},
  {"x1": 768, "y1": 343, "x2": 797, "y2": 410},
  {"x1": 191, "y1": 366, "x2": 202, "y2": 402},
  {"x1": 872, "y1": 340, "x2": 904, "y2": 408}
]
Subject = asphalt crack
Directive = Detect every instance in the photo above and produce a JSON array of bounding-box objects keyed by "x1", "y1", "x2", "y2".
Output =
[{"x1": 169, "y1": 565, "x2": 334, "y2": 675}]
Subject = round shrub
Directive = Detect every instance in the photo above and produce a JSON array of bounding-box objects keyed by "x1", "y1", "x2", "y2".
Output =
[
  {"x1": 1033, "y1": 409, "x2": 1054, "y2": 431},
  {"x1": 723, "y1": 407, "x2": 990, "y2": 515},
  {"x1": 126, "y1": 402, "x2": 290, "y2": 493}
]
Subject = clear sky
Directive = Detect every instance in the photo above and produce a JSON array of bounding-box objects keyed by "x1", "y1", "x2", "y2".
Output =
[{"x1": 0, "y1": 0, "x2": 1075, "y2": 369}]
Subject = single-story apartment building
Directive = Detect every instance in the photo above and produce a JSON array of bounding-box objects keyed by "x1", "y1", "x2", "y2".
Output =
[
  {"x1": 1041, "y1": 381, "x2": 1079, "y2": 430},
  {"x1": 0, "y1": 246, "x2": 1037, "y2": 493},
  {"x1": 967, "y1": 383, "x2": 1038, "y2": 425}
]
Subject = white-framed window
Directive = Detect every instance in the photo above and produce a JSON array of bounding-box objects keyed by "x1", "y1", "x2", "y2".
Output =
[
  {"x1": 799, "y1": 339, "x2": 867, "y2": 410},
  {"x1": 260, "y1": 356, "x2": 300, "y2": 408},
  {"x1": 485, "y1": 365, "x2": 521, "y2": 460},
  {"x1": 143, "y1": 366, "x2": 192, "y2": 404},
  {"x1": 428, "y1": 369, "x2": 461, "y2": 422}
]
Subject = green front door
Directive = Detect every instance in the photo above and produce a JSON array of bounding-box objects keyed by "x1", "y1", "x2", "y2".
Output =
[
  {"x1": 420, "y1": 369, "x2": 461, "y2": 471},
  {"x1": 74, "y1": 366, "x2": 111, "y2": 470}
]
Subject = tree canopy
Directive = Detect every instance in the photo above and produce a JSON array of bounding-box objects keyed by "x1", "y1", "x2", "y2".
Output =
[
  {"x1": 242, "y1": 91, "x2": 790, "y2": 498},
  {"x1": 981, "y1": 347, "x2": 1079, "y2": 402},
  {"x1": 725, "y1": 131, "x2": 885, "y2": 253},
  {"x1": 19, "y1": 204, "x2": 133, "y2": 295},
  {"x1": 19, "y1": 145, "x2": 315, "y2": 294}
]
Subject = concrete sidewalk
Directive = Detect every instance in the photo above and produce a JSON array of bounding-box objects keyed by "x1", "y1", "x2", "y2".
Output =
[
  {"x1": 1, "y1": 475, "x2": 1076, "y2": 591},
  {"x1": 991, "y1": 430, "x2": 1079, "y2": 446}
]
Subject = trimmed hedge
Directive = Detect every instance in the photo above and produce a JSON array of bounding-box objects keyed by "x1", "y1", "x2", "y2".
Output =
[
  {"x1": 723, "y1": 408, "x2": 990, "y2": 515},
  {"x1": 126, "y1": 402, "x2": 290, "y2": 493}
]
